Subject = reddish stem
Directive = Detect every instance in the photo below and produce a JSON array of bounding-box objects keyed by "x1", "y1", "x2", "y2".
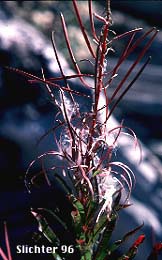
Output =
[
  {"x1": 107, "y1": 56, "x2": 151, "y2": 121},
  {"x1": 88, "y1": 0, "x2": 99, "y2": 42},
  {"x1": 72, "y1": 0, "x2": 96, "y2": 59},
  {"x1": 60, "y1": 13, "x2": 91, "y2": 88},
  {"x1": 4, "y1": 222, "x2": 12, "y2": 260},
  {"x1": 110, "y1": 29, "x2": 158, "y2": 103}
]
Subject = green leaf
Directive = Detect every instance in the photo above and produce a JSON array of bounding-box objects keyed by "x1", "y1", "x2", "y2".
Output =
[
  {"x1": 31, "y1": 210, "x2": 60, "y2": 244},
  {"x1": 93, "y1": 213, "x2": 117, "y2": 260},
  {"x1": 31, "y1": 211, "x2": 62, "y2": 259},
  {"x1": 92, "y1": 170, "x2": 101, "y2": 177},
  {"x1": 81, "y1": 249, "x2": 92, "y2": 260},
  {"x1": 85, "y1": 200, "x2": 98, "y2": 224},
  {"x1": 38, "y1": 208, "x2": 68, "y2": 230},
  {"x1": 91, "y1": 214, "x2": 107, "y2": 244},
  {"x1": 86, "y1": 199, "x2": 106, "y2": 229},
  {"x1": 70, "y1": 195, "x2": 85, "y2": 221},
  {"x1": 69, "y1": 195, "x2": 86, "y2": 238}
]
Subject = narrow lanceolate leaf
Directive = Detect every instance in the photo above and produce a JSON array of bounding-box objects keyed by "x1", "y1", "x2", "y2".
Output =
[
  {"x1": 54, "y1": 172, "x2": 75, "y2": 195},
  {"x1": 119, "y1": 234, "x2": 145, "y2": 260},
  {"x1": 31, "y1": 211, "x2": 62, "y2": 259},
  {"x1": 90, "y1": 214, "x2": 107, "y2": 244},
  {"x1": 38, "y1": 208, "x2": 69, "y2": 231},
  {"x1": 87, "y1": 199, "x2": 106, "y2": 229},
  {"x1": 31, "y1": 211, "x2": 61, "y2": 244},
  {"x1": 80, "y1": 249, "x2": 92, "y2": 260},
  {"x1": 93, "y1": 213, "x2": 117, "y2": 260},
  {"x1": 69, "y1": 195, "x2": 86, "y2": 238},
  {"x1": 107, "y1": 223, "x2": 144, "y2": 253},
  {"x1": 85, "y1": 199, "x2": 99, "y2": 224},
  {"x1": 70, "y1": 195, "x2": 85, "y2": 221}
]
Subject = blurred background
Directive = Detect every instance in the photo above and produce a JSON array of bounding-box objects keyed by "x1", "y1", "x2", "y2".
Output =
[{"x1": 0, "y1": 1, "x2": 162, "y2": 259}]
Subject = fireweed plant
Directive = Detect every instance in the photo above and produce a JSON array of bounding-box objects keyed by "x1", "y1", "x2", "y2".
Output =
[{"x1": 1, "y1": 0, "x2": 162, "y2": 259}]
